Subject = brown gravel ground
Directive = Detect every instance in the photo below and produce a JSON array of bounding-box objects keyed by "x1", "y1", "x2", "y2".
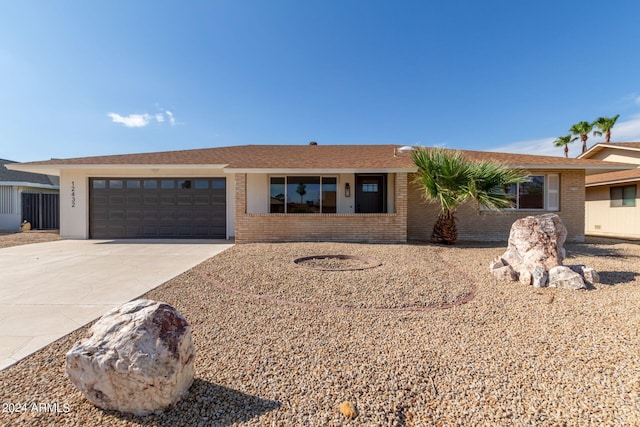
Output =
[
  {"x1": 1, "y1": 238, "x2": 639, "y2": 426},
  {"x1": 0, "y1": 231, "x2": 60, "y2": 249}
]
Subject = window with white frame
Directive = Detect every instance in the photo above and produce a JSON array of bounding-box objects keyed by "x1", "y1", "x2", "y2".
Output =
[
  {"x1": 269, "y1": 176, "x2": 337, "y2": 213},
  {"x1": 500, "y1": 174, "x2": 559, "y2": 211}
]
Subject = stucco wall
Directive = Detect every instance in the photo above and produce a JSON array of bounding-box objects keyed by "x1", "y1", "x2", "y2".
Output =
[
  {"x1": 407, "y1": 169, "x2": 586, "y2": 242},
  {"x1": 586, "y1": 183, "x2": 640, "y2": 239}
]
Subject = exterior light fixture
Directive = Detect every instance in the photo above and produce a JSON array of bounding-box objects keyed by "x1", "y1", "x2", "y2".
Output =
[{"x1": 345, "y1": 183, "x2": 351, "y2": 198}]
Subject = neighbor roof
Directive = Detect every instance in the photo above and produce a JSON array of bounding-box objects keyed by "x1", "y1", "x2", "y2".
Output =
[
  {"x1": 586, "y1": 167, "x2": 640, "y2": 187},
  {"x1": 6, "y1": 145, "x2": 635, "y2": 175},
  {"x1": 0, "y1": 159, "x2": 59, "y2": 186},
  {"x1": 579, "y1": 142, "x2": 640, "y2": 159}
]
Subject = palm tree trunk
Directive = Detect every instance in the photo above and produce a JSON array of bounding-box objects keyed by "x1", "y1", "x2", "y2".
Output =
[
  {"x1": 564, "y1": 145, "x2": 568, "y2": 158},
  {"x1": 581, "y1": 135, "x2": 588, "y2": 153},
  {"x1": 431, "y1": 210, "x2": 458, "y2": 245},
  {"x1": 606, "y1": 130, "x2": 611, "y2": 143}
]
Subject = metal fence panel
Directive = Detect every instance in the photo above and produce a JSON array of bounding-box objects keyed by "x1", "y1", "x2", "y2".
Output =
[{"x1": 21, "y1": 193, "x2": 60, "y2": 230}]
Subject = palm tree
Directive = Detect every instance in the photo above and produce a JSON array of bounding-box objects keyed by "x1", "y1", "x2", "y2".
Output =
[
  {"x1": 569, "y1": 121, "x2": 594, "y2": 154},
  {"x1": 593, "y1": 114, "x2": 620, "y2": 143},
  {"x1": 296, "y1": 183, "x2": 307, "y2": 203},
  {"x1": 553, "y1": 135, "x2": 577, "y2": 158},
  {"x1": 411, "y1": 147, "x2": 529, "y2": 245}
]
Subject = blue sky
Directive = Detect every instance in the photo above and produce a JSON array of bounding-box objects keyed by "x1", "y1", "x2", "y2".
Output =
[{"x1": 3, "y1": 1, "x2": 640, "y2": 162}]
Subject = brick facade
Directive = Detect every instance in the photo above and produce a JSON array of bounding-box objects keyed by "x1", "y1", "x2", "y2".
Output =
[
  {"x1": 235, "y1": 170, "x2": 585, "y2": 243},
  {"x1": 235, "y1": 173, "x2": 408, "y2": 243},
  {"x1": 407, "y1": 169, "x2": 586, "y2": 242}
]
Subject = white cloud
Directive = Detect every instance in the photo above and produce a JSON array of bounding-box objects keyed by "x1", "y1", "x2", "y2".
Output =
[
  {"x1": 605, "y1": 113, "x2": 640, "y2": 141},
  {"x1": 107, "y1": 113, "x2": 152, "y2": 128},
  {"x1": 107, "y1": 109, "x2": 179, "y2": 127},
  {"x1": 165, "y1": 110, "x2": 176, "y2": 125},
  {"x1": 488, "y1": 114, "x2": 640, "y2": 157},
  {"x1": 488, "y1": 137, "x2": 561, "y2": 157}
]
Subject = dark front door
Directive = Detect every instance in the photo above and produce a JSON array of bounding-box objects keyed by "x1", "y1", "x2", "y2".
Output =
[{"x1": 355, "y1": 174, "x2": 386, "y2": 213}]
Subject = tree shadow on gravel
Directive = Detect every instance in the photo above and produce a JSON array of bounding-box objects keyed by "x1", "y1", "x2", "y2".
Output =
[
  {"x1": 103, "y1": 379, "x2": 281, "y2": 427},
  {"x1": 595, "y1": 271, "x2": 640, "y2": 286}
]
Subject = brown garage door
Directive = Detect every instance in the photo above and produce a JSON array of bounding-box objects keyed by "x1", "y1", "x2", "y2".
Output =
[{"x1": 90, "y1": 178, "x2": 226, "y2": 239}]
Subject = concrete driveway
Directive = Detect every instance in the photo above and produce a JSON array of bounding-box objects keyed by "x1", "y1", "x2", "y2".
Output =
[{"x1": 0, "y1": 239, "x2": 233, "y2": 371}]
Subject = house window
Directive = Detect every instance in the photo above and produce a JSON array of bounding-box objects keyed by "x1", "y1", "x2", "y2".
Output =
[
  {"x1": 269, "y1": 176, "x2": 337, "y2": 213},
  {"x1": 501, "y1": 174, "x2": 559, "y2": 211},
  {"x1": 610, "y1": 185, "x2": 636, "y2": 207}
]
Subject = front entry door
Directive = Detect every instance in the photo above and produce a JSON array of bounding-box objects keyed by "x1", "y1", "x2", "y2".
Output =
[{"x1": 355, "y1": 174, "x2": 386, "y2": 213}]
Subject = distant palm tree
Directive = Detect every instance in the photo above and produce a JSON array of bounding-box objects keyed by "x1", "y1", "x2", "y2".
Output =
[
  {"x1": 411, "y1": 147, "x2": 529, "y2": 245},
  {"x1": 593, "y1": 114, "x2": 620, "y2": 143},
  {"x1": 296, "y1": 183, "x2": 307, "y2": 203},
  {"x1": 553, "y1": 135, "x2": 577, "y2": 158},
  {"x1": 569, "y1": 121, "x2": 594, "y2": 154}
]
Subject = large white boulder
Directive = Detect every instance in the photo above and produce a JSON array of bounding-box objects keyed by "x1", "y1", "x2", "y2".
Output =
[
  {"x1": 489, "y1": 214, "x2": 594, "y2": 291},
  {"x1": 501, "y1": 213, "x2": 567, "y2": 273},
  {"x1": 66, "y1": 299, "x2": 195, "y2": 415}
]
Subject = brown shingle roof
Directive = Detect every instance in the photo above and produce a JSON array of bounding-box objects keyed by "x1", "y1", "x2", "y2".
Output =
[
  {"x1": 586, "y1": 168, "x2": 640, "y2": 186},
  {"x1": 11, "y1": 144, "x2": 635, "y2": 172}
]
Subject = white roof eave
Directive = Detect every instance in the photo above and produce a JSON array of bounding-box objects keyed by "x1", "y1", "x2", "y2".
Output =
[
  {"x1": 223, "y1": 167, "x2": 419, "y2": 174},
  {"x1": 5, "y1": 164, "x2": 229, "y2": 176}
]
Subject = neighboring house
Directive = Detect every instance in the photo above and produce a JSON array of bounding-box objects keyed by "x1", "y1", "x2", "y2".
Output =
[
  {"x1": 579, "y1": 142, "x2": 640, "y2": 239},
  {"x1": 0, "y1": 159, "x2": 60, "y2": 231},
  {"x1": 7, "y1": 144, "x2": 633, "y2": 243}
]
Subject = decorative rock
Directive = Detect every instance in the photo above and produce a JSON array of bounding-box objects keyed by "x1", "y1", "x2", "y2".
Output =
[
  {"x1": 339, "y1": 401, "x2": 358, "y2": 419},
  {"x1": 489, "y1": 257, "x2": 505, "y2": 270},
  {"x1": 66, "y1": 299, "x2": 195, "y2": 416},
  {"x1": 500, "y1": 213, "x2": 567, "y2": 273},
  {"x1": 532, "y1": 265, "x2": 548, "y2": 288},
  {"x1": 492, "y1": 265, "x2": 518, "y2": 282},
  {"x1": 570, "y1": 265, "x2": 600, "y2": 286},
  {"x1": 519, "y1": 270, "x2": 532, "y2": 286},
  {"x1": 548, "y1": 266, "x2": 586, "y2": 290},
  {"x1": 582, "y1": 267, "x2": 600, "y2": 285}
]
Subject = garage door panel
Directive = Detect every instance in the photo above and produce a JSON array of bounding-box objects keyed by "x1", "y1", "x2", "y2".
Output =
[
  {"x1": 90, "y1": 178, "x2": 226, "y2": 239},
  {"x1": 108, "y1": 195, "x2": 126, "y2": 205},
  {"x1": 143, "y1": 209, "x2": 159, "y2": 221},
  {"x1": 144, "y1": 195, "x2": 159, "y2": 205},
  {"x1": 109, "y1": 210, "x2": 125, "y2": 220},
  {"x1": 127, "y1": 195, "x2": 142, "y2": 205},
  {"x1": 160, "y1": 195, "x2": 176, "y2": 205},
  {"x1": 126, "y1": 209, "x2": 143, "y2": 220}
]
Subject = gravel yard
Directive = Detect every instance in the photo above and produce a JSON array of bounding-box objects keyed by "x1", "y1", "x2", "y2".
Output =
[
  {"x1": 1, "y1": 238, "x2": 639, "y2": 426},
  {"x1": 0, "y1": 231, "x2": 60, "y2": 249}
]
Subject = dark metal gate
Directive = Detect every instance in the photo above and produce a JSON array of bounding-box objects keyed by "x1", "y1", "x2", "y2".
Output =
[{"x1": 21, "y1": 193, "x2": 60, "y2": 230}]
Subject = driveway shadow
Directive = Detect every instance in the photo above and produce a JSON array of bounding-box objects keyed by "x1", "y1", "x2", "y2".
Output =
[{"x1": 105, "y1": 379, "x2": 281, "y2": 426}]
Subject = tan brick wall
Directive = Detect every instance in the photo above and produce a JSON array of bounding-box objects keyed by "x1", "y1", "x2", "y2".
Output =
[
  {"x1": 235, "y1": 173, "x2": 408, "y2": 243},
  {"x1": 407, "y1": 170, "x2": 586, "y2": 242}
]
